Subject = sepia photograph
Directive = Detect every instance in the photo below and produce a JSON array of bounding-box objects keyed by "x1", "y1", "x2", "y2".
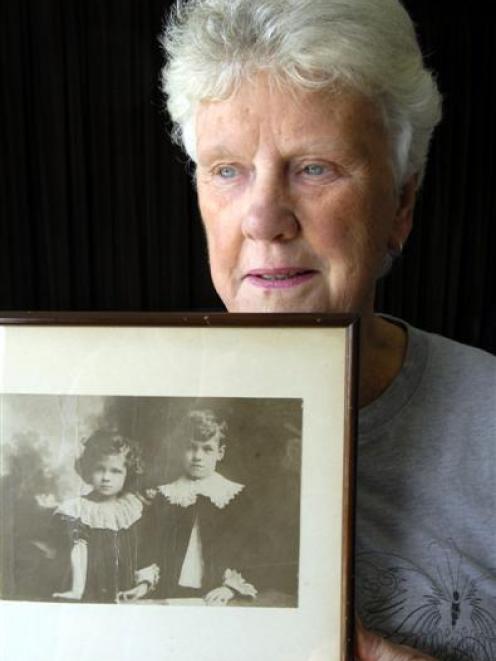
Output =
[{"x1": 1, "y1": 394, "x2": 302, "y2": 608}]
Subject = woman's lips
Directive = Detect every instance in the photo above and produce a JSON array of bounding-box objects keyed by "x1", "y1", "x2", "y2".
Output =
[{"x1": 244, "y1": 268, "x2": 318, "y2": 289}]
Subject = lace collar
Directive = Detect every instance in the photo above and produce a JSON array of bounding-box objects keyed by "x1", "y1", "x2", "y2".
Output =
[
  {"x1": 55, "y1": 492, "x2": 143, "y2": 531},
  {"x1": 158, "y1": 472, "x2": 244, "y2": 509}
]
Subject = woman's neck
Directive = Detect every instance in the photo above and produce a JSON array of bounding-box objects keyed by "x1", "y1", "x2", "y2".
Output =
[{"x1": 359, "y1": 313, "x2": 407, "y2": 408}]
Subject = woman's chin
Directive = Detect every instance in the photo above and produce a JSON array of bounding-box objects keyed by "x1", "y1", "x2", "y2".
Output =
[
  {"x1": 224, "y1": 280, "x2": 372, "y2": 315},
  {"x1": 227, "y1": 291, "x2": 334, "y2": 314}
]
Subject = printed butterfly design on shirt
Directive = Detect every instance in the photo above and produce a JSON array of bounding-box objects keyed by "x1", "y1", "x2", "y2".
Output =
[{"x1": 356, "y1": 540, "x2": 496, "y2": 661}]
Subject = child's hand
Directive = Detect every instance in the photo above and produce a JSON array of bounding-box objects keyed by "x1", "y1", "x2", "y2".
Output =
[
  {"x1": 204, "y1": 586, "x2": 235, "y2": 606},
  {"x1": 116, "y1": 582, "x2": 149, "y2": 603},
  {"x1": 52, "y1": 590, "x2": 83, "y2": 601},
  {"x1": 136, "y1": 488, "x2": 158, "y2": 506}
]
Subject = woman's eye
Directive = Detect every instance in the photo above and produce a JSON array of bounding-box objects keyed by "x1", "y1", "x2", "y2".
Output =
[
  {"x1": 216, "y1": 165, "x2": 238, "y2": 179},
  {"x1": 302, "y1": 163, "x2": 326, "y2": 176}
]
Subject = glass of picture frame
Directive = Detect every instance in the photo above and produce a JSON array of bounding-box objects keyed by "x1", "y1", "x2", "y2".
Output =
[{"x1": 0, "y1": 312, "x2": 358, "y2": 661}]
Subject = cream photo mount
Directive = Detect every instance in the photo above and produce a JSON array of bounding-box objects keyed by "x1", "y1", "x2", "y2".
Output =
[{"x1": 0, "y1": 312, "x2": 358, "y2": 661}]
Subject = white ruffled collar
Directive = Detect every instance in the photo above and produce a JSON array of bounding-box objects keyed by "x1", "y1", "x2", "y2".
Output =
[
  {"x1": 55, "y1": 492, "x2": 143, "y2": 531},
  {"x1": 158, "y1": 472, "x2": 244, "y2": 509}
]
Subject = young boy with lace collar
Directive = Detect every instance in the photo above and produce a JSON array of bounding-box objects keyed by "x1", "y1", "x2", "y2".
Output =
[{"x1": 120, "y1": 409, "x2": 257, "y2": 605}]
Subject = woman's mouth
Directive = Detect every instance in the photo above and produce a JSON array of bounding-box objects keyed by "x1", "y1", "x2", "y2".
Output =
[{"x1": 245, "y1": 268, "x2": 317, "y2": 289}]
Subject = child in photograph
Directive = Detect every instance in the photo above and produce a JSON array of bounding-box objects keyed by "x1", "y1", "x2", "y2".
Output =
[
  {"x1": 52, "y1": 430, "x2": 144, "y2": 603},
  {"x1": 121, "y1": 409, "x2": 258, "y2": 605}
]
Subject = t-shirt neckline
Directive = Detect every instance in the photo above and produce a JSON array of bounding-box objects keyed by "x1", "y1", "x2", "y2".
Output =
[{"x1": 358, "y1": 317, "x2": 429, "y2": 437}]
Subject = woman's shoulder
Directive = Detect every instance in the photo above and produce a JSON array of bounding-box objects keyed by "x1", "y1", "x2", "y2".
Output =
[
  {"x1": 421, "y1": 327, "x2": 496, "y2": 377},
  {"x1": 403, "y1": 323, "x2": 496, "y2": 413},
  {"x1": 386, "y1": 315, "x2": 495, "y2": 382},
  {"x1": 54, "y1": 492, "x2": 144, "y2": 531}
]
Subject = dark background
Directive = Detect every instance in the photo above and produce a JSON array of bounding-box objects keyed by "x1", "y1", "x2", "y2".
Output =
[{"x1": 1, "y1": 1, "x2": 495, "y2": 353}]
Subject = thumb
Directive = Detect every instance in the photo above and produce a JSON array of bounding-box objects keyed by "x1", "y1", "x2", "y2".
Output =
[{"x1": 355, "y1": 619, "x2": 435, "y2": 660}]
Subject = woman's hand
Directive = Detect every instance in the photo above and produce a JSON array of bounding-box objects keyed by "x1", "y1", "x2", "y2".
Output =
[
  {"x1": 52, "y1": 590, "x2": 83, "y2": 601},
  {"x1": 204, "y1": 586, "x2": 235, "y2": 606},
  {"x1": 356, "y1": 621, "x2": 437, "y2": 660},
  {"x1": 116, "y1": 582, "x2": 149, "y2": 603}
]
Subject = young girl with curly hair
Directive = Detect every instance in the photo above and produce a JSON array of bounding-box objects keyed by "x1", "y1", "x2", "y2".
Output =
[{"x1": 52, "y1": 430, "x2": 144, "y2": 603}]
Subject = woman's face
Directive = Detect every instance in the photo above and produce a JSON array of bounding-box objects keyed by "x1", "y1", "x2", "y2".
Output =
[{"x1": 195, "y1": 76, "x2": 415, "y2": 314}]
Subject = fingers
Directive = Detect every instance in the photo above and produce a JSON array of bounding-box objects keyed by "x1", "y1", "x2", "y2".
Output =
[
  {"x1": 52, "y1": 591, "x2": 82, "y2": 601},
  {"x1": 355, "y1": 621, "x2": 436, "y2": 661},
  {"x1": 116, "y1": 586, "x2": 144, "y2": 602},
  {"x1": 205, "y1": 593, "x2": 225, "y2": 606},
  {"x1": 207, "y1": 597, "x2": 228, "y2": 606},
  {"x1": 117, "y1": 588, "x2": 137, "y2": 602},
  {"x1": 204, "y1": 588, "x2": 230, "y2": 606}
]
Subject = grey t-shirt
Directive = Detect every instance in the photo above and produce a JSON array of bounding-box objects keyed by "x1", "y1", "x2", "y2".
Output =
[{"x1": 356, "y1": 322, "x2": 496, "y2": 661}]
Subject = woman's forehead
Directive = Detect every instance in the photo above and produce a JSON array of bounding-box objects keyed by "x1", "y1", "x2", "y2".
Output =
[{"x1": 196, "y1": 77, "x2": 388, "y2": 163}]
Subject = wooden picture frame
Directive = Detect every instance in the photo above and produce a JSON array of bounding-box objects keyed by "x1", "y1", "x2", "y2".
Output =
[{"x1": 0, "y1": 312, "x2": 358, "y2": 661}]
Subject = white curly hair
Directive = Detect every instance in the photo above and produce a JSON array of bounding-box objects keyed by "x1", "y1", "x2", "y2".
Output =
[{"x1": 160, "y1": 0, "x2": 442, "y2": 188}]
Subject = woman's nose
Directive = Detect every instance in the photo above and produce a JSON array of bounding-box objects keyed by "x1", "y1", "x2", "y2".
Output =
[{"x1": 241, "y1": 173, "x2": 299, "y2": 242}]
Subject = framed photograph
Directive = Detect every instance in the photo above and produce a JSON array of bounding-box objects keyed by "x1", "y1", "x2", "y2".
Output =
[{"x1": 0, "y1": 312, "x2": 358, "y2": 661}]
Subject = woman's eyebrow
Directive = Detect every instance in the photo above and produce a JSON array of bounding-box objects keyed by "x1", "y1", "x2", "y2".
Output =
[
  {"x1": 197, "y1": 146, "x2": 239, "y2": 163},
  {"x1": 198, "y1": 138, "x2": 361, "y2": 160},
  {"x1": 283, "y1": 136, "x2": 366, "y2": 156}
]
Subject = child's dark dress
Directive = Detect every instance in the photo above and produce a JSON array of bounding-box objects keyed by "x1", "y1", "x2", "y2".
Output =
[
  {"x1": 137, "y1": 472, "x2": 258, "y2": 600},
  {"x1": 54, "y1": 492, "x2": 143, "y2": 603}
]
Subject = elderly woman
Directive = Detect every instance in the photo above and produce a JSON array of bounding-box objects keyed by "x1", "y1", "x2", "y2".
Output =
[{"x1": 161, "y1": 1, "x2": 496, "y2": 660}]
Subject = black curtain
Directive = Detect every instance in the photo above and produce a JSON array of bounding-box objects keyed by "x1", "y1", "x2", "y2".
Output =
[
  {"x1": 377, "y1": 2, "x2": 496, "y2": 353},
  {"x1": 1, "y1": 1, "x2": 495, "y2": 353}
]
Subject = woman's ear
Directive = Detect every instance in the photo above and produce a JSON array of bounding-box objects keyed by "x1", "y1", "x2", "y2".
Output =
[{"x1": 389, "y1": 173, "x2": 418, "y2": 250}]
